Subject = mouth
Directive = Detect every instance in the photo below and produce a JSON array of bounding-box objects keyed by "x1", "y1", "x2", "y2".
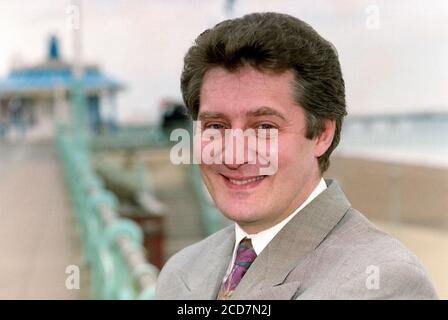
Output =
[{"x1": 220, "y1": 173, "x2": 268, "y2": 190}]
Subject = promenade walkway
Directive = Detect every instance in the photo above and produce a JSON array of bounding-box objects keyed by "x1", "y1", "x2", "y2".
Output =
[{"x1": 0, "y1": 142, "x2": 88, "y2": 299}]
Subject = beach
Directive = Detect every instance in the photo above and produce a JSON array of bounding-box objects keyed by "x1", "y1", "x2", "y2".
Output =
[{"x1": 326, "y1": 154, "x2": 448, "y2": 298}]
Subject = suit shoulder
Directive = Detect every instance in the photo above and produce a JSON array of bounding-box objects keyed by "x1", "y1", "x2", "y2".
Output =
[
  {"x1": 335, "y1": 258, "x2": 438, "y2": 299},
  {"x1": 311, "y1": 208, "x2": 437, "y2": 298},
  {"x1": 325, "y1": 208, "x2": 424, "y2": 266}
]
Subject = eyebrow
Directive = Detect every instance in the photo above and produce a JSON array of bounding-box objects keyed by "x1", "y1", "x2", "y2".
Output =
[
  {"x1": 198, "y1": 111, "x2": 229, "y2": 121},
  {"x1": 246, "y1": 106, "x2": 287, "y2": 121},
  {"x1": 198, "y1": 106, "x2": 287, "y2": 122}
]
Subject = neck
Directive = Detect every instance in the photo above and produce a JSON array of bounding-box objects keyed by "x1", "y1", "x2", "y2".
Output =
[{"x1": 238, "y1": 174, "x2": 323, "y2": 235}]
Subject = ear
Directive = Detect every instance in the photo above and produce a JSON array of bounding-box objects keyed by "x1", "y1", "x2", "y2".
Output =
[{"x1": 314, "y1": 119, "x2": 336, "y2": 157}]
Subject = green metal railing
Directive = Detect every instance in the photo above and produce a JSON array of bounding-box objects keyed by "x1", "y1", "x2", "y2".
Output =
[
  {"x1": 183, "y1": 121, "x2": 231, "y2": 235},
  {"x1": 189, "y1": 164, "x2": 230, "y2": 236},
  {"x1": 89, "y1": 124, "x2": 170, "y2": 151},
  {"x1": 56, "y1": 124, "x2": 158, "y2": 299}
]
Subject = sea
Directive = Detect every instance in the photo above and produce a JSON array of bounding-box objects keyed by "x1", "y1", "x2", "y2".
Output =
[{"x1": 337, "y1": 112, "x2": 448, "y2": 168}]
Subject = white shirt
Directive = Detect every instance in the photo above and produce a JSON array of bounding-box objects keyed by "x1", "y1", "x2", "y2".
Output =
[{"x1": 223, "y1": 178, "x2": 327, "y2": 280}]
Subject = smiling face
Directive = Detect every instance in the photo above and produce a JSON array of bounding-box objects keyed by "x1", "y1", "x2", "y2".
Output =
[{"x1": 198, "y1": 66, "x2": 334, "y2": 234}]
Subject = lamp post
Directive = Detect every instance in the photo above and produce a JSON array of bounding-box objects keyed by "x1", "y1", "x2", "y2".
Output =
[{"x1": 70, "y1": 0, "x2": 87, "y2": 149}]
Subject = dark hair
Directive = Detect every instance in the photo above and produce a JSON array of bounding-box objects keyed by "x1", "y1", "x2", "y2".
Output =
[{"x1": 181, "y1": 12, "x2": 347, "y2": 172}]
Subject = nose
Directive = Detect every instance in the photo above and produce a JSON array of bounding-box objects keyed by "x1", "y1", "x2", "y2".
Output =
[
  {"x1": 222, "y1": 131, "x2": 254, "y2": 169},
  {"x1": 224, "y1": 162, "x2": 244, "y2": 170}
]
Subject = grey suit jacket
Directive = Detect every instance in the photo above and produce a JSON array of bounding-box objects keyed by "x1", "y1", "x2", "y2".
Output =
[{"x1": 156, "y1": 180, "x2": 438, "y2": 299}]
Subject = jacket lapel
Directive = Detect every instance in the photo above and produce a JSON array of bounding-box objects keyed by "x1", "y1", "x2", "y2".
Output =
[
  {"x1": 181, "y1": 226, "x2": 235, "y2": 299},
  {"x1": 230, "y1": 179, "x2": 351, "y2": 300}
]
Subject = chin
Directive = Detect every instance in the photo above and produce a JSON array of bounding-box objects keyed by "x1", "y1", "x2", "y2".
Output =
[{"x1": 219, "y1": 202, "x2": 263, "y2": 224}]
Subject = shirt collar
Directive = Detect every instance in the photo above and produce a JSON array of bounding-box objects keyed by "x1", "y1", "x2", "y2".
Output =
[{"x1": 234, "y1": 177, "x2": 327, "y2": 255}]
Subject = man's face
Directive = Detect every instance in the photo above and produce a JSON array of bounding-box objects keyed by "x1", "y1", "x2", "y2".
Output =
[{"x1": 197, "y1": 66, "x2": 324, "y2": 234}]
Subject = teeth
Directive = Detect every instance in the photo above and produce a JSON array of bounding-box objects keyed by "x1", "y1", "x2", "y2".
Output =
[{"x1": 228, "y1": 176, "x2": 265, "y2": 185}]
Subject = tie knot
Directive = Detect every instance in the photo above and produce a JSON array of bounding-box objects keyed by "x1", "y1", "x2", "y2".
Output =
[{"x1": 235, "y1": 238, "x2": 257, "y2": 268}]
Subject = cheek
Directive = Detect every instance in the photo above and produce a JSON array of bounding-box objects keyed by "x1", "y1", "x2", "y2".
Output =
[
  {"x1": 199, "y1": 165, "x2": 221, "y2": 198},
  {"x1": 277, "y1": 137, "x2": 314, "y2": 172},
  {"x1": 199, "y1": 163, "x2": 222, "y2": 187}
]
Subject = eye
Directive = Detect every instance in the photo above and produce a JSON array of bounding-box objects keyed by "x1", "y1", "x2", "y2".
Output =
[
  {"x1": 256, "y1": 123, "x2": 278, "y2": 139},
  {"x1": 205, "y1": 123, "x2": 225, "y2": 130},
  {"x1": 257, "y1": 123, "x2": 276, "y2": 130}
]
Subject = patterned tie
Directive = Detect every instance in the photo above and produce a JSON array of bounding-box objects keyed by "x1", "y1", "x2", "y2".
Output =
[{"x1": 217, "y1": 238, "x2": 257, "y2": 300}]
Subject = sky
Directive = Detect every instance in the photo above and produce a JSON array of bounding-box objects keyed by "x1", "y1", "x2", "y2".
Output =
[{"x1": 0, "y1": 0, "x2": 447, "y2": 123}]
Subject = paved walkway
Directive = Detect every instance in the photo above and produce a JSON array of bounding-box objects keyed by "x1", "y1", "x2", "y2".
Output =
[{"x1": 0, "y1": 142, "x2": 88, "y2": 299}]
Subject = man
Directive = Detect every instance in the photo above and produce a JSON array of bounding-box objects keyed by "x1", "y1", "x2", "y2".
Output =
[{"x1": 156, "y1": 12, "x2": 437, "y2": 299}]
